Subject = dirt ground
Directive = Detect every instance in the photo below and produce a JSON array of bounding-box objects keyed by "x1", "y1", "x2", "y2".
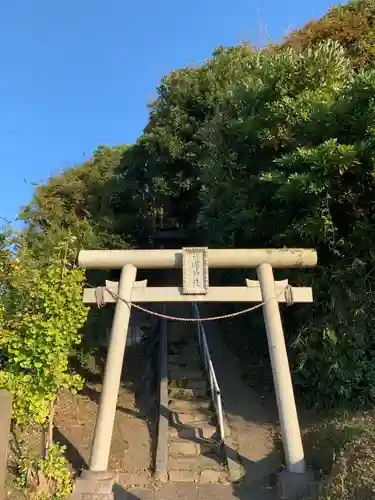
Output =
[
  {"x1": 5, "y1": 319, "x2": 375, "y2": 500},
  {"x1": 6, "y1": 343, "x2": 153, "y2": 498},
  {"x1": 56, "y1": 344, "x2": 153, "y2": 487}
]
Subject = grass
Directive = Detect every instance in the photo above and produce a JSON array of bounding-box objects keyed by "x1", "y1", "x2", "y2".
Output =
[
  {"x1": 302, "y1": 411, "x2": 375, "y2": 499},
  {"x1": 217, "y1": 309, "x2": 375, "y2": 499}
]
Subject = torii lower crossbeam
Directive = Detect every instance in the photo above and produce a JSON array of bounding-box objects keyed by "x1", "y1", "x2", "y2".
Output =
[{"x1": 83, "y1": 284, "x2": 313, "y2": 304}]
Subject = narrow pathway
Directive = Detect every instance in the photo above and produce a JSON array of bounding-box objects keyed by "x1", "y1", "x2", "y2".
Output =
[
  {"x1": 166, "y1": 304, "x2": 228, "y2": 484},
  {"x1": 202, "y1": 304, "x2": 281, "y2": 488},
  {"x1": 115, "y1": 481, "x2": 277, "y2": 499}
]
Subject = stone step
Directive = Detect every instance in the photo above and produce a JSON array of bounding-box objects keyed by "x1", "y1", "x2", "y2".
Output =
[
  {"x1": 198, "y1": 469, "x2": 228, "y2": 484},
  {"x1": 175, "y1": 341, "x2": 198, "y2": 349},
  {"x1": 169, "y1": 364, "x2": 203, "y2": 374},
  {"x1": 169, "y1": 398, "x2": 211, "y2": 412},
  {"x1": 168, "y1": 356, "x2": 201, "y2": 367},
  {"x1": 168, "y1": 470, "x2": 196, "y2": 483},
  {"x1": 168, "y1": 469, "x2": 228, "y2": 484},
  {"x1": 168, "y1": 339, "x2": 190, "y2": 348},
  {"x1": 173, "y1": 412, "x2": 211, "y2": 426},
  {"x1": 168, "y1": 344, "x2": 200, "y2": 358},
  {"x1": 175, "y1": 351, "x2": 200, "y2": 361},
  {"x1": 168, "y1": 369, "x2": 204, "y2": 380},
  {"x1": 168, "y1": 338, "x2": 193, "y2": 346},
  {"x1": 169, "y1": 438, "x2": 221, "y2": 456},
  {"x1": 168, "y1": 331, "x2": 194, "y2": 338},
  {"x1": 169, "y1": 388, "x2": 207, "y2": 399},
  {"x1": 168, "y1": 379, "x2": 207, "y2": 391},
  {"x1": 168, "y1": 424, "x2": 218, "y2": 441},
  {"x1": 168, "y1": 363, "x2": 202, "y2": 373},
  {"x1": 179, "y1": 345, "x2": 199, "y2": 354},
  {"x1": 117, "y1": 470, "x2": 151, "y2": 488},
  {"x1": 169, "y1": 440, "x2": 200, "y2": 456},
  {"x1": 170, "y1": 410, "x2": 214, "y2": 427},
  {"x1": 185, "y1": 380, "x2": 207, "y2": 390},
  {"x1": 168, "y1": 454, "x2": 225, "y2": 472}
]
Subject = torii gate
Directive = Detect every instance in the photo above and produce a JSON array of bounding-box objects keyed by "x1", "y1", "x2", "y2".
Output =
[{"x1": 74, "y1": 247, "x2": 317, "y2": 498}]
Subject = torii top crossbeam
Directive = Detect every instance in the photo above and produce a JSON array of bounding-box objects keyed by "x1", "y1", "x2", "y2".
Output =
[{"x1": 78, "y1": 248, "x2": 317, "y2": 270}]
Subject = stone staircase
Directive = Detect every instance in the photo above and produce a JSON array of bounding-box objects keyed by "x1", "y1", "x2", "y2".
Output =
[{"x1": 166, "y1": 313, "x2": 229, "y2": 484}]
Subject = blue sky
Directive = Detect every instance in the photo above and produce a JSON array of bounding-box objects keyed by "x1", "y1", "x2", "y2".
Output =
[{"x1": 0, "y1": 0, "x2": 339, "y2": 225}]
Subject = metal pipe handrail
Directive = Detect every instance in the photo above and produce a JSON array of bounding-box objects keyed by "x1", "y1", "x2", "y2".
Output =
[{"x1": 192, "y1": 303, "x2": 225, "y2": 443}]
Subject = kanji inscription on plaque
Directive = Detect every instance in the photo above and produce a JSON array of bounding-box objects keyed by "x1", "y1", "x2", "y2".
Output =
[{"x1": 182, "y1": 247, "x2": 209, "y2": 294}]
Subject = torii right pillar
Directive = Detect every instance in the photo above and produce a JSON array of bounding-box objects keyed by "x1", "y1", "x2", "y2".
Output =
[{"x1": 257, "y1": 263, "x2": 317, "y2": 499}]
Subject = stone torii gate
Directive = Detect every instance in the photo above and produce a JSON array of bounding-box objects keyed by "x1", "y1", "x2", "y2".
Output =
[{"x1": 72, "y1": 247, "x2": 317, "y2": 499}]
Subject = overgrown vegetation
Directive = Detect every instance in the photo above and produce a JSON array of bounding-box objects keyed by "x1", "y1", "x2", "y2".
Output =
[
  {"x1": 17, "y1": 443, "x2": 72, "y2": 500},
  {"x1": 0, "y1": 233, "x2": 88, "y2": 498},
  {"x1": 282, "y1": 0, "x2": 375, "y2": 70},
  {"x1": 21, "y1": 0, "x2": 375, "y2": 409},
  {"x1": 0, "y1": 238, "x2": 88, "y2": 426},
  {"x1": 2, "y1": 0, "x2": 375, "y2": 497},
  {"x1": 303, "y1": 411, "x2": 375, "y2": 499}
]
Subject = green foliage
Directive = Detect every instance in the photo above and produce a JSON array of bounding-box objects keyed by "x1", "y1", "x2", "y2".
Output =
[
  {"x1": 13, "y1": 1, "x2": 375, "y2": 411},
  {"x1": 197, "y1": 41, "x2": 375, "y2": 407},
  {"x1": 17, "y1": 443, "x2": 72, "y2": 499},
  {"x1": 21, "y1": 145, "x2": 125, "y2": 231},
  {"x1": 20, "y1": 144, "x2": 152, "y2": 250},
  {"x1": 18, "y1": 144, "x2": 153, "y2": 360},
  {"x1": 142, "y1": 44, "x2": 256, "y2": 228},
  {"x1": 282, "y1": 0, "x2": 375, "y2": 70},
  {"x1": 0, "y1": 234, "x2": 89, "y2": 426}
]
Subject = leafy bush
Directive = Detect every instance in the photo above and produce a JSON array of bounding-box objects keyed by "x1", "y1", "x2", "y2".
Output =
[
  {"x1": 21, "y1": 144, "x2": 149, "y2": 250},
  {"x1": 196, "y1": 41, "x2": 375, "y2": 406},
  {"x1": 0, "y1": 234, "x2": 88, "y2": 426},
  {"x1": 282, "y1": 0, "x2": 375, "y2": 70},
  {"x1": 17, "y1": 443, "x2": 72, "y2": 500},
  {"x1": 14, "y1": 2, "x2": 375, "y2": 411}
]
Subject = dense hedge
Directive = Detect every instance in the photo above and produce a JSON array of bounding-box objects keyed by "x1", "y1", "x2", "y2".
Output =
[
  {"x1": 198, "y1": 41, "x2": 375, "y2": 407},
  {"x1": 282, "y1": 0, "x2": 375, "y2": 70},
  {"x1": 15, "y1": 1, "x2": 375, "y2": 408}
]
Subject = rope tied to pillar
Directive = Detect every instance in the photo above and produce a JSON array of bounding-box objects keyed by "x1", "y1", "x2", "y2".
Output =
[
  {"x1": 91, "y1": 284, "x2": 294, "y2": 322},
  {"x1": 95, "y1": 287, "x2": 106, "y2": 308},
  {"x1": 284, "y1": 284, "x2": 294, "y2": 307}
]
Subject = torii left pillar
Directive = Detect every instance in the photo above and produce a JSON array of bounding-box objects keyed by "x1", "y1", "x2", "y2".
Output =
[{"x1": 71, "y1": 264, "x2": 137, "y2": 500}]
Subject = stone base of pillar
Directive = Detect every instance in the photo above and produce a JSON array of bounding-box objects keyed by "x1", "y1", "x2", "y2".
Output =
[
  {"x1": 70, "y1": 470, "x2": 118, "y2": 500},
  {"x1": 276, "y1": 468, "x2": 319, "y2": 500}
]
